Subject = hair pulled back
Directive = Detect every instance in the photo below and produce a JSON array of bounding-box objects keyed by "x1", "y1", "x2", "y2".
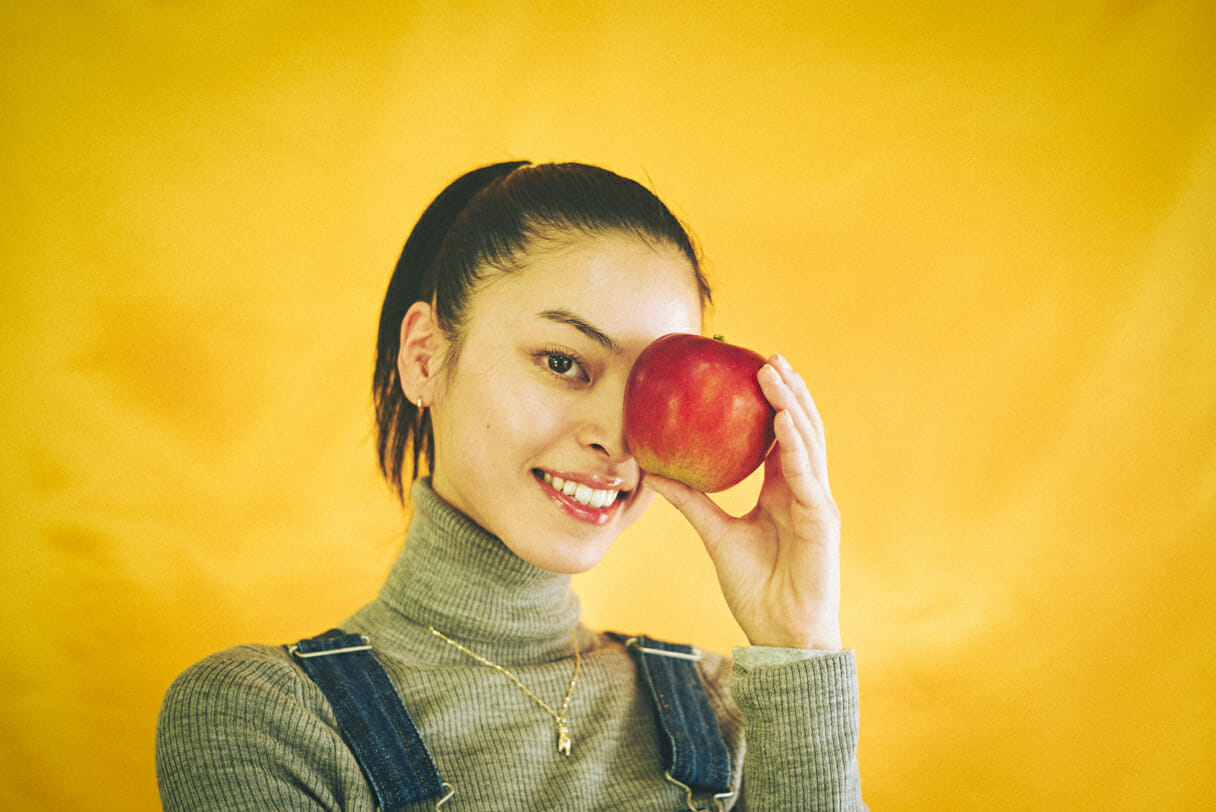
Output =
[{"x1": 373, "y1": 160, "x2": 711, "y2": 501}]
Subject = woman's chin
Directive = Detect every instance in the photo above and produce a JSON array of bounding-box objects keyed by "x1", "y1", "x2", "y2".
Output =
[
  {"x1": 483, "y1": 481, "x2": 659, "y2": 574},
  {"x1": 506, "y1": 533, "x2": 616, "y2": 575}
]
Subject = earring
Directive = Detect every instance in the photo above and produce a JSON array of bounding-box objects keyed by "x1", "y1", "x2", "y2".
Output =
[{"x1": 416, "y1": 396, "x2": 424, "y2": 410}]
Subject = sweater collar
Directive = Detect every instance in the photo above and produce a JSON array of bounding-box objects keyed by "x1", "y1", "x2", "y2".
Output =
[{"x1": 376, "y1": 478, "x2": 582, "y2": 655}]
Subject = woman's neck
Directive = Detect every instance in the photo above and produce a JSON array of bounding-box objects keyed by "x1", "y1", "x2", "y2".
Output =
[{"x1": 373, "y1": 478, "x2": 582, "y2": 663}]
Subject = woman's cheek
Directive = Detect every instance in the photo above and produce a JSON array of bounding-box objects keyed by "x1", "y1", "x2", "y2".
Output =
[{"x1": 511, "y1": 385, "x2": 581, "y2": 432}]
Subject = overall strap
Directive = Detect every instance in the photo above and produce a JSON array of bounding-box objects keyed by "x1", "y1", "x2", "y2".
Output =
[
  {"x1": 613, "y1": 633, "x2": 734, "y2": 797},
  {"x1": 287, "y1": 629, "x2": 449, "y2": 810}
]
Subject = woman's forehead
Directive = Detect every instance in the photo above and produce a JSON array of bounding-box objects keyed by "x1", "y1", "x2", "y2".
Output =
[{"x1": 467, "y1": 234, "x2": 703, "y2": 339}]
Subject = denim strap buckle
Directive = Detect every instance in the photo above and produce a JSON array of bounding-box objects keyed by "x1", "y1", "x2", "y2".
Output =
[
  {"x1": 288, "y1": 635, "x2": 373, "y2": 658},
  {"x1": 664, "y1": 769, "x2": 736, "y2": 812},
  {"x1": 626, "y1": 638, "x2": 703, "y2": 661}
]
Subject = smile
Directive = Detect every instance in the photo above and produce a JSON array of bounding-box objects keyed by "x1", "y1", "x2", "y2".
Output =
[{"x1": 539, "y1": 472, "x2": 621, "y2": 509}]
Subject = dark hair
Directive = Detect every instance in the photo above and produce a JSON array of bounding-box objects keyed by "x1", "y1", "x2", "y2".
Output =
[{"x1": 373, "y1": 161, "x2": 711, "y2": 501}]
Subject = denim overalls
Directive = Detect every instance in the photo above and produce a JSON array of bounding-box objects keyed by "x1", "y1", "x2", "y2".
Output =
[{"x1": 287, "y1": 630, "x2": 735, "y2": 811}]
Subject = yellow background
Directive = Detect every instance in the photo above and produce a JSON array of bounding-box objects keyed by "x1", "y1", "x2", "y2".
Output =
[{"x1": 3, "y1": 2, "x2": 1214, "y2": 809}]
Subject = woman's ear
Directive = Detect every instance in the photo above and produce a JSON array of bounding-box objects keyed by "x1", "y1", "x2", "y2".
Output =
[{"x1": 397, "y1": 301, "x2": 445, "y2": 406}]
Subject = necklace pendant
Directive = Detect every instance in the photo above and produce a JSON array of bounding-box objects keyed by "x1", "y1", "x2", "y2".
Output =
[{"x1": 556, "y1": 720, "x2": 572, "y2": 756}]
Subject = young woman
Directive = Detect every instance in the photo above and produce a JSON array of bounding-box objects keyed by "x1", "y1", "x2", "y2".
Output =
[{"x1": 156, "y1": 161, "x2": 865, "y2": 810}]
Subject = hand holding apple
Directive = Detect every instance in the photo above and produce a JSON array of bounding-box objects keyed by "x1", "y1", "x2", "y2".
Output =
[
  {"x1": 624, "y1": 334, "x2": 776, "y2": 493},
  {"x1": 638, "y1": 351, "x2": 844, "y2": 651}
]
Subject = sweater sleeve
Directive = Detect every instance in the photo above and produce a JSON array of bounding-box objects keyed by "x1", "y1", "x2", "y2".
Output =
[
  {"x1": 155, "y1": 645, "x2": 373, "y2": 812},
  {"x1": 730, "y1": 649, "x2": 866, "y2": 810}
]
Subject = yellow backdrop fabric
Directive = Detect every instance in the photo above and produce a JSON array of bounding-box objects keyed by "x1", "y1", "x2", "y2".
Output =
[{"x1": 3, "y1": 2, "x2": 1214, "y2": 809}]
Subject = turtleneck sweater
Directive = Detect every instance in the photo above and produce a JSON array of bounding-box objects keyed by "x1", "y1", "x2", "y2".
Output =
[{"x1": 156, "y1": 480, "x2": 865, "y2": 810}]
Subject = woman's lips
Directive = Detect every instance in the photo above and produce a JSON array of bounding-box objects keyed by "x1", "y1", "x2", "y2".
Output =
[{"x1": 533, "y1": 469, "x2": 629, "y2": 525}]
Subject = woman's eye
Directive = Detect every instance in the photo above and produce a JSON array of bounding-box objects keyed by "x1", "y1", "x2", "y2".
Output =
[{"x1": 541, "y1": 352, "x2": 587, "y2": 381}]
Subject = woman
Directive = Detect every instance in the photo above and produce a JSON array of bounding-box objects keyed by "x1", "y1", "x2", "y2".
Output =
[{"x1": 156, "y1": 161, "x2": 865, "y2": 810}]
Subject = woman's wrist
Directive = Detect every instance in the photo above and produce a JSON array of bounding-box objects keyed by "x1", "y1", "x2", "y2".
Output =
[{"x1": 745, "y1": 619, "x2": 842, "y2": 651}]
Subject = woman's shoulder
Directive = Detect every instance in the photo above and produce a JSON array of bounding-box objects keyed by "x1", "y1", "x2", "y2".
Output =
[
  {"x1": 155, "y1": 642, "x2": 372, "y2": 809},
  {"x1": 158, "y1": 641, "x2": 323, "y2": 735},
  {"x1": 166, "y1": 642, "x2": 298, "y2": 694}
]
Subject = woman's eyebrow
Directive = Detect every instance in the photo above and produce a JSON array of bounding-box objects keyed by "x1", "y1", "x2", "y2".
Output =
[{"x1": 536, "y1": 309, "x2": 620, "y2": 353}]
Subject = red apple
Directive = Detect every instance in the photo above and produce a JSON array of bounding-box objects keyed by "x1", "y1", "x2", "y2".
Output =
[{"x1": 624, "y1": 333, "x2": 776, "y2": 493}]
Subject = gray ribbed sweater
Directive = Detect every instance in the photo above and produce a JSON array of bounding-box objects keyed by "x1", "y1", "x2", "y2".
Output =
[{"x1": 156, "y1": 481, "x2": 865, "y2": 810}]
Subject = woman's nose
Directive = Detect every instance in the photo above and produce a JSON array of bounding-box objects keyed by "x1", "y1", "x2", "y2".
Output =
[{"x1": 576, "y1": 386, "x2": 631, "y2": 463}]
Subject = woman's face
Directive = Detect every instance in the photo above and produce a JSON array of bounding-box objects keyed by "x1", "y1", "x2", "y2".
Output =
[{"x1": 427, "y1": 233, "x2": 703, "y2": 574}]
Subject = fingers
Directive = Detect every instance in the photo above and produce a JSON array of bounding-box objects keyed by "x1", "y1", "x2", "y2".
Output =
[
  {"x1": 643, "y1": 474, "x2": 732, "y2": 558},
  {"x1": 758, "y1": 356, "x2": 830, "y2": 490},
  {"x1": 771, "y1": 408, "x2": 826, "y2": 508},
  {"x1": 771, "y1": 354, "x2": 824, "y2": 440}
]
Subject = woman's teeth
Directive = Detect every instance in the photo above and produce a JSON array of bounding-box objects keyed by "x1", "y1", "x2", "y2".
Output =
[{"x1": 541, "y1": 472, "x2": 620, "y2": 509}]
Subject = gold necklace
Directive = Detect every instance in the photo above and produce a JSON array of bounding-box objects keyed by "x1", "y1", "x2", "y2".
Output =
[{"x1": 429, "y1": 626, "x2": 582, "y2": 756}]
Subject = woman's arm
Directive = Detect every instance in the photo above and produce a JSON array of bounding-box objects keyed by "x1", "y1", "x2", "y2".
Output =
[
  {"x1": 729, "y1": 648, "x2": 865, "y2": 809},
  {"x1": 647, "y1": 354, "x2": 865, "y2": 808}
]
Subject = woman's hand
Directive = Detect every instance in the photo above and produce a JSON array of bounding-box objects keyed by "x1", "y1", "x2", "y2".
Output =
[{"x1": 643, "y1": 354, "x2": 843, "y2": 650}]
